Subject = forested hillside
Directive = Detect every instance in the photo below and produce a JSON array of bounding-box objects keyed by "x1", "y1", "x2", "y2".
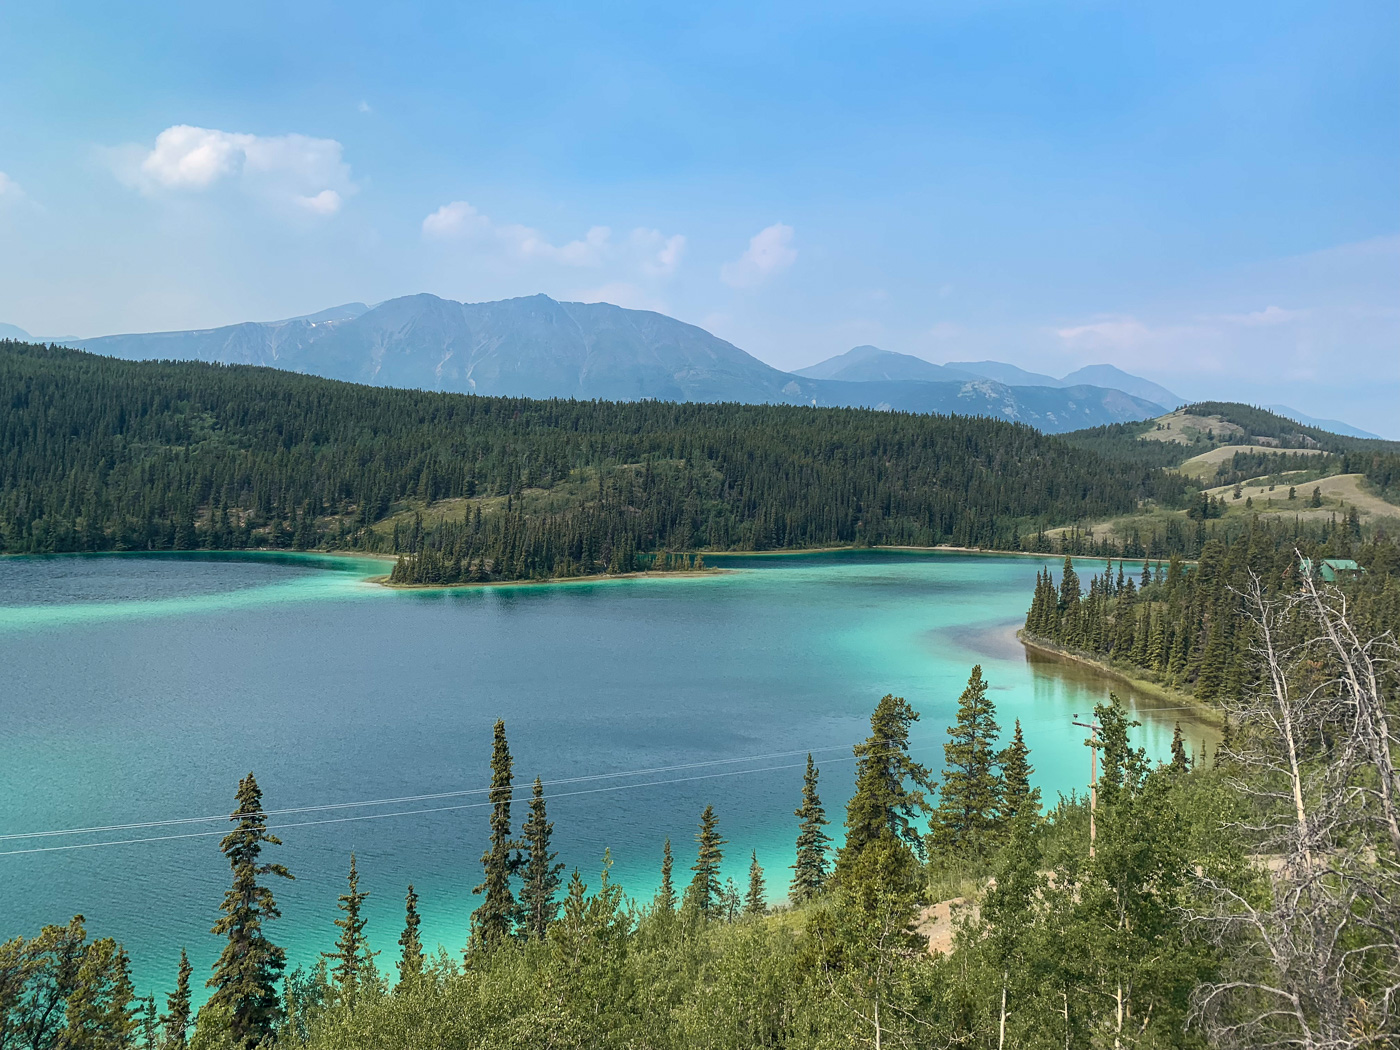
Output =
[{"x1": 0, "y1": 341, "x2": 1186, "y2": 579}]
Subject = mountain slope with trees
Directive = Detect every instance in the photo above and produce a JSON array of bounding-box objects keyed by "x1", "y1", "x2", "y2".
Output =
[{"x1": 0, "y1": 340, "x2": 1188, "y2": 579}]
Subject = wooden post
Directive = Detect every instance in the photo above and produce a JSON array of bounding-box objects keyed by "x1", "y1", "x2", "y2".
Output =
[{"x1": 1073, "y1": 715, "x2": 1101, "y2": 859}]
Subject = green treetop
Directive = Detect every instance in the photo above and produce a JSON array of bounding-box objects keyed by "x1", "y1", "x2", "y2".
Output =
[
  {"x1": 469, "y1": 719, "x2": 520, "y2": 952},
  {"x1": 684, "y1": 805, "x2": 726, "y2": 918},
  {"x1": 162, "y1": 947, "x2": 193, "y2": 1049},
  {"x1": 519, "y1": 776, "x2": 565, "y2": 941},
  {"x1": 656, "y1": 838, "x2": 677, "y2": 913},
  {"x1": 839, "y1": 694, "x2": 935, "y2": 872},
  {"x1": 207, "y1": 772, "x2": 294, "y2": 1049},
  {"x1": 397, "y1": 885, "x2": 424, "y2": 986},
  {"x1": 931, "y1": 666, "x2": 1003, "y2": 857},
  {"x1": 997, "y1": 719, "x2": 1040, "y2": 825},
  {"x1": 1169, "y1": 722, "x2": 1190, "y2": 773},
  {"x1": 790, "y1": 753, "x2": 833, "y2": 903},
  {"x1": 744, "y1": 852, "x2": 767, "y2": 917},
  {"x1": 323, "y1": 853, "x2": 379, "y2": 1007}
]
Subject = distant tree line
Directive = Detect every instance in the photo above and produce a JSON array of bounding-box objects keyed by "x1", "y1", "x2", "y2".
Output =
[{"x1": 1, "y1": 340, "x2": 1187, "y2": 579}]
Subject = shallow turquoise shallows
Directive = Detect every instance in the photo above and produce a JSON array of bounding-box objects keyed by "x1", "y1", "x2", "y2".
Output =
[{"x1": 0, "y1": 550, "x2": 1212, "y2": 1002}]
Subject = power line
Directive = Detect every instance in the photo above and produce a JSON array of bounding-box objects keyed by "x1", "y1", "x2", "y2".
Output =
[
  {"x1": 0, "y1": 743, "x2": 863, "y2": 844},
  {"x1": 0, "y1": 757, "x2": 835, "y2": 858},
  {"x1": 1, "y1": 745, "x2": 942, "y2": 859}
]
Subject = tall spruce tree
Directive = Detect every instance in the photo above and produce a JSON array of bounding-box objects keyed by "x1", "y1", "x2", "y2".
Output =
[
  {"x1": 997, "y1": 719, "x2": 1040, "y2": 825},
  {"x1": 519, "y1": 777, "x2": 565, "y2": 940},
  {"x1": 1169, "y1": 722, "x2": 1190, "y2": 773},
  {"x1": 685, "y1": 804, "x2": 726, "y2": 918},
  {"x1": 207, "y1": 772, "x2": 293, "y2": 1049},
  {"x1": 656, "y1": 838, "x2": 677, "y2": 912},
  {"x1": 397, "y1": 885, "x2": 424, "y2": 985},
  {"x1": 839, "y1": 694, "x2": 934, "y2": 870},
  {"x1": 744, "y1": 852, "x2": 767, "y2": 916},
  {"x1": 469, "y1": 719, "x2": 520, "y2": 951},
  {"x1": 1095, "y1": 696, "x2": 1148, "y2": 807},
  {"x1": 790, "y1": 753, "x2": 833, "y2": 903},
  {"x1": 162, "y1": 947, "x2": 192, "y2": 1049},
  {"x1": 323, "y1": 853, "x2": 378, "y2": 1007},
  {"x1": 930, "y1": 666, "x2": 1003, "y2": 856}
]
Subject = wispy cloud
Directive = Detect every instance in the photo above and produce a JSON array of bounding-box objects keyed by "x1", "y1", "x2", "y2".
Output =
[
  {"x1": 110, "y1": 125, "x2": 356, "y2": 216},
  {"x1": 1218, "y1": 305, "x2": 1307, "y2": 327},
  {"x1": 423, "y1": 201, "x2": 685, "y2": 280},
  {"x1": 0, "y1": 171, "x2": 24, "y2": 201},
  {"x1": 720, "y1": 223, "x2": 796, "y2": 288}
]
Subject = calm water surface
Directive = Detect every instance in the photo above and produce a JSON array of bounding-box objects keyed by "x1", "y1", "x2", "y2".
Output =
[{"x1": 0, "y1": 550, "x2": 1214, "y2": 1000}]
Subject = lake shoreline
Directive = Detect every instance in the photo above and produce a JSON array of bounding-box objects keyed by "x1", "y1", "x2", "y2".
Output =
[
  {"x1": 374, "y1": 567, "x2": 732, "y2": 590},
  {"x1": 1017, "y1": 630, "x2": 1224, "y2": 726}
]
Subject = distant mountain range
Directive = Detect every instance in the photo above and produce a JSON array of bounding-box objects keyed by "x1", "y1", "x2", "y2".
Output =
[
  {"x1": 10, "y1": 294, "x2": 1188, "y2": 433},
  {"x1": 1262, "y1": 405, "x2": 1380, "y2": 441}
]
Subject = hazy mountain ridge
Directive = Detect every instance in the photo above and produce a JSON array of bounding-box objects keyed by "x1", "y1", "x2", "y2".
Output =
[{"x1": 55, "y1": 294, "x2": 1166, "y2": 432}]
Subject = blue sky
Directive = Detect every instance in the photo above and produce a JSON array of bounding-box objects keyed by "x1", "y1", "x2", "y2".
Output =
[{"x1": 1, "y1": 1, "x2": 1397, "y2": 433}]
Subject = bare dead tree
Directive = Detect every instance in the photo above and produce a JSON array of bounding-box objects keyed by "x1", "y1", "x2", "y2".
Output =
[{"x1": 1188, "y1": 570, "x2": 1400, "y2": 1049}]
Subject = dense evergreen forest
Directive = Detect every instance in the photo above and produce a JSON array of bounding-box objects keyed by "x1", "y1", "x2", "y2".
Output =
[
  {"x1": 1, "y1": 339, "x2": 1187, "y2": 580},
  {"x1": 5, "y1": 579, "x2": 1397, "y2": 1048},
  {"x1": 1024, "y1": 519, "x2": 1400, "y2": 701}
]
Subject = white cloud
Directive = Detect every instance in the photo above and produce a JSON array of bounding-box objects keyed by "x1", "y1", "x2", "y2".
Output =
[
  {"x1": 423, "y1": 199, "x2": 608, "y2": 265},
  {"x1": 0, "y1": 171, "x2": 25, "y2": 201},
  {"x1": 297, "y1": 190, "x2": 343, "y2": 215},
  {"x1": 720, "y1": 223, "x2": 797, "y2": 288},
  {"x1": 358, "y1": 100, "x2": 372, "y2": 114},
  {"x1": 1055, "y1": 316, "x2": 1156, "y2": 349},
  {"x1": 423, "y1": 201, "x2": 686, "y2": 280},
  {"x1": 1220, "y1": 304, "x2": 1307, "y2": 327},
  {"x1": 631, "y1": 228, "x2": 686, "y2": 277},
  {"x1": 114, "y1": 125, "x2": 355, "y2": 215},
  {"x1": 422, "y1": 200, "x2": 491, "y2": 239}
]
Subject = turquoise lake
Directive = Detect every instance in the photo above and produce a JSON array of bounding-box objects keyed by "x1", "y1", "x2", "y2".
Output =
[{"x1": 0, "y1": 549, "x2": 1214, "y2": 1001}]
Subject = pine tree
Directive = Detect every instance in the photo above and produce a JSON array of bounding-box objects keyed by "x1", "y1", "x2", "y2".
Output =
[
  {"x1": 790, "y1": 753, "x2": 833, "y2": 903},
  {"x1": 656, "y1": 838, "x2": 677, "y2": 912},
  {"x1": 323, "y1": 852, "x2": 379, "y2": 1007},
  {"x1": 469, "y1": 719, "x2": 519, "y2": 951},
  {"x1": 519, "y1": 776, "x2": 565, "y2": 940},
  {"x1": 397, "y1": 885, "x2": 424, "y2": 985},
  {"x1": 1058, "y1": 556, "x2": 1081, "y2": 607},
  {"x1": 744, "y1": 852, "x2": 767, "y2": 916},
  {"x1": 1170, "y1": 722, "x2": 1190, "y2": 773},
  {"x1": 931, "y1": 666, "x2": 1003, "y2": 856},
  {"x1": 139, "y1": 995, "x2": 158, "y2": 1050},
  {"x1": 207, "y1": 772, "x2": 294, "y2": 1049},
  {"x1": 840, "y1": 694, "x2": 934, "y2": 869},
  {"x1": 162, "y1": 947, "x2": 193, "y2": 1049},
  {"x1": 685, "y1": 804, "x2": 726, "y2": 917},
  {"x1": 1094, "y1": 696, "x2": 1148, "y2": 807},
  {"x1": 996, "y1": 719, "x2": 1040, "y2": 825},
  {"x1": 65, "y1": 939, "x2": 137, "y2": 1047}
]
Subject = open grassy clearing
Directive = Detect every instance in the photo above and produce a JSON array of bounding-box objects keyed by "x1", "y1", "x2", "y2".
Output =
[
  {"x1": 1176, "y1": 443, "x2": 1326, "y2": 480},
  {"x1": 1139, "y1": 410, "x2": 1247, "y2": 445},
  {"x1": 1204, "y1": 472, "x2": 1400, "y2": 522}
]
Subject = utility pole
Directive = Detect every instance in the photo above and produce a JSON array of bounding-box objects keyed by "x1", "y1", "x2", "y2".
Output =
[{"x1": 1072, "y1": 714, "x2": 1101, "y2": 859}]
